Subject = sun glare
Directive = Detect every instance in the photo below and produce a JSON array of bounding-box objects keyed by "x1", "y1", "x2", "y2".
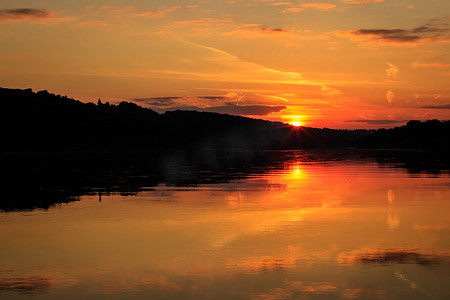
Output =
[{"x1": 291, "y1": 121, "x2": 302, "y2": 127}]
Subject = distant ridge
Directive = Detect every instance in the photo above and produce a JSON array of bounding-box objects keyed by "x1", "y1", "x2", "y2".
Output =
[{"x1": 1, "y1": 87, "x2": 448, "y2": 152}]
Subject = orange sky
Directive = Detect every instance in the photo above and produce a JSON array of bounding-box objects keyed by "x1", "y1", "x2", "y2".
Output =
[{"x1": 1, "y1": 0, "x2": 449, "y2": 128}]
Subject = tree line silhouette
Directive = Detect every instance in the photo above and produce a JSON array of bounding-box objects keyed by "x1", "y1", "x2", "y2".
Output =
[{"x1": 1, "y1": 87, "x2": 449, "y2": 152}]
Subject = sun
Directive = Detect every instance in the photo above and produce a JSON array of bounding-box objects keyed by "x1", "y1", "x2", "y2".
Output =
[{"x1": 291, "y1": 121, "x2": 302, "y2": 127}]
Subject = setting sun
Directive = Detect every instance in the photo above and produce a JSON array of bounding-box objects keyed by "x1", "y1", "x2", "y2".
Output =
[{"x1": 291, "y1": 121, "x2": 302, "y2": 127}]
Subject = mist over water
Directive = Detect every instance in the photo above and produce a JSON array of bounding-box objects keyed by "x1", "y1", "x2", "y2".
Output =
[{"x1": 1, "y1": 150, "x2": 449, "y2": 299}]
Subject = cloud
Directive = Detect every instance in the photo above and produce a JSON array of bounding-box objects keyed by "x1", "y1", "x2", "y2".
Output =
[
  {"x1": 146, "y1": 41, "x2": 325, "y2": 88},
  {"x1": 135, "y1": 92, "x2": 283, "y2": 106},
  {"x1": 132, "y1": 91, "x2": 290, "y2": 116},
  {"x1": 198, "y1": 96, "x2": 229, "y2": 101},
  {"x1": 429, "y1": 16, "x2": 450, "y2": 23},
  {"x1": 281, "y1": 3, "x2": 336, "y2": 13},
  {"x1": 166, "y1": 18, "x2": 233, "y2": 34},
  {"x1": 143, "y1": 103, "x2": 287, "y2": 116},
  {"x1": 387, "y1": 90, "x2": 394, "y2": 104},
  {"x1": 134, "y1": 96, "x2": 235, "y2": 108},
  {"x1": 412, "y1": 26, "x2": 449, "y2": 33},
  {"x1": 344, "y1": 119, "x2": 403, "y2": 124},
  {"x1": 342, "y1": 0, "x2": 384, "y2": 5},
  {"x1": 133, "y1": 97, "x2": 179, "y2": 107},
  {"x1": 75, "y1": 20, "x2": 109, "y2": 28},
  {"x1": 335, "y1": 23, "x2": 450, "y2": 46},
  {"x1": 267, "y1": 2, "x2": 292, "y2": 6},
  {"x1": 419, "y1": 104, "x2": 450, "y2": 110},
  {"x1": 125, "y1": 40, "x2": 346, "y2": 124},
  {"x1": 351, "y1": 29, "x2": 421, "y2": 43},
  {"x1": 138, "y1": 10, "x2": 165, "y2": 18},
  {"x1": 0, "y1": 8, "x2": 52, "y2": 21},
  {"x1": 356, "y1": 29, "x2": 405, "y2": 35},
  {"x1": 139, "y1": 6, "x2": 182, "y2": 18},
  {"x1": 224, "y1": 25, "x2": 291, "y2": 37},
  {"x1": 93, "y1": 5, "x2": 183, "y2": 19},
  {"x1": 300, "y1": 3, "x2": 337, "y2": 11},
  {"x1": 282, "y1": 7, "x2": 304, "y2": 13},
  {"x1": 99, "y1": 5, "x2": 136, "y2": 13},
  {"x1": 385, "y1": 63, "x2": 399, "y2": 78},
  {"x1": 411, "y1": 61, "x2": 450, "y2": 68},
  {"x1": 202, "y1": 105, "x2": 287, "y2": 116}
]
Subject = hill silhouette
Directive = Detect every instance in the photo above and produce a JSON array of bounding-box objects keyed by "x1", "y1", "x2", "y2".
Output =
[
  {"x1": 1, "y1": 87, "x2": 449, "y2": 152},
  {"x1": 1, "y1": 87, "x2": 373, "y2": 151}
]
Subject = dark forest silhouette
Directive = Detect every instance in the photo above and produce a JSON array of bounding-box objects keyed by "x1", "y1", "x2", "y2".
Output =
[
  {"x1": 359, "y1": 119, "x2": 450, "y2": 149},
  {"x1": 1, "y1": 87, "x2": 448, "y2": 152},
  {"x1": 1, "y1": 87, "x2": 449, "y2": 211},
  {"x1": 1, "y1": 87, "x2": 374, "y2": 151}
]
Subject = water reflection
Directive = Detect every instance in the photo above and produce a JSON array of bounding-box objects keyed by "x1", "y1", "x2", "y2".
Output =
[
  {"x1": 0, "y1": 277, "x2": 52, "y2": 293},
  {"x1": 338, "y1": 248, "x2": 446, "y2": 266},
  {"x1": 1, "y1": 149, "x2": 449, "y2": 212},
  {"x1": 1, "y1": 151, "x2": 450, "y2": 299}
]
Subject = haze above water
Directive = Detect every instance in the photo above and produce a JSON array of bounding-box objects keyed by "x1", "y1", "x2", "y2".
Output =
[{"x1": 1, "y1": 151, "x2": 450, "y2": 299}]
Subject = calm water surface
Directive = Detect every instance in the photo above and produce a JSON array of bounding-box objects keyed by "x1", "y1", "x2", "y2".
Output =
[{"x1": 1, "y1": 152, "x2": 450, "y2": 299}]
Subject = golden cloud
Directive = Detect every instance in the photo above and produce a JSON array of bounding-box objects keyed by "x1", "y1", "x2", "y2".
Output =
[
  {"x1": 282, "y1": 3, "x2": 336, "y2": 13},
  {"x1": 385, "y1": 63, "x2": 399, "y2": 78},
  {"x1": 342, "y1": 0, "x2": 384, "y2": 5}
]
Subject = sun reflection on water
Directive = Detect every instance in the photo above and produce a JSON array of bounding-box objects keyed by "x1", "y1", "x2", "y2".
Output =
[{"x1": 1, "y1": 157, "x2": 450, "y2": 299}]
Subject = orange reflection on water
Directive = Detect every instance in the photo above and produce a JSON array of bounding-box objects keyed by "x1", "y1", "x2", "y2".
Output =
[{"x1": 1, "y1": 159, "x2": 450, "y2": 298}]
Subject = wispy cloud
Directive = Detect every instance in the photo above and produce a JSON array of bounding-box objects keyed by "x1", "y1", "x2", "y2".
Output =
[
  {"x1": 267, "y1": 2, "x2": 292, "y2": 6},
  {"x1": 75, "y1": 20, "x2": 109, "y2": 28},
  {"x1": 203, "y1": 105, "x2": 287, "y2": 116},
  {"x1": 342, "y1": 0, "x2": 384, "y2": 5},
  {"x1": 86, "y1": 4, "x2": 184, "y2": 20},
  {"x1": 299, "y1": 3, "x2": 337, "y2": 10},
  {"x1": 0, "y1": 8, "x2": 52, "y2": 22},
  {"x1": 411, "y1": 61, "x2": 450, "y2": 68},
  {"x1": 387, "y1": 90, "x2": 394, "y2": 104},
  {"x1": 165, "y1": 18, "x2": 232, "y2": 35},
  {"x1": 419, "y1": 104, "x2": 450, "y2": 110},
  {"x1": 350, "y1": 29, "x2": 420, "y2": 43},
  {"x1": 335, "y1": 24, "x2": 450, "y2": 46},
  {"x1": 281, "y1": 3, "x2": 336, "y2": 13},
  {"x1": 224, "y1": 25, "x2": 291, "y2": 37},
  {"x1": 133, "y1": 97, "x2": 179, "y2": 107},
  {"x1": 344, "y1": 119, "x2": 403, "y2": 124},
  {"x1": 132, "y1": 94, "x2": 287, "y2": 116},
  {"x1": 139, "y1": 6, "x2": 182, "y2": 18},
  {"x1": 99, "y1": 5, "x2": 136, "y2": 13},
  {"x1": 144, "y1": 40, "x2": 328, "y2": 89}
]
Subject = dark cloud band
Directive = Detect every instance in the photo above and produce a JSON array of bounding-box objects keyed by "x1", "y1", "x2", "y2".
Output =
[{"x1": 0, "y1": 8, "x2": 51, "y2": 20}]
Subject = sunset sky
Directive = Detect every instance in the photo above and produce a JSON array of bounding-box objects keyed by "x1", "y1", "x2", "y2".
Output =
[{"x1": 1, "y1": 0, "x2": 449, "y2": 128}]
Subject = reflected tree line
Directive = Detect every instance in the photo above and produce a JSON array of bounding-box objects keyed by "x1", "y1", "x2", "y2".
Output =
[
  {"x1": 1, "y1": 87, "x2": 449, "y2": 211},
  {"x1": 1, "y1": 149, "x2": 449, "y2": 212}
]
